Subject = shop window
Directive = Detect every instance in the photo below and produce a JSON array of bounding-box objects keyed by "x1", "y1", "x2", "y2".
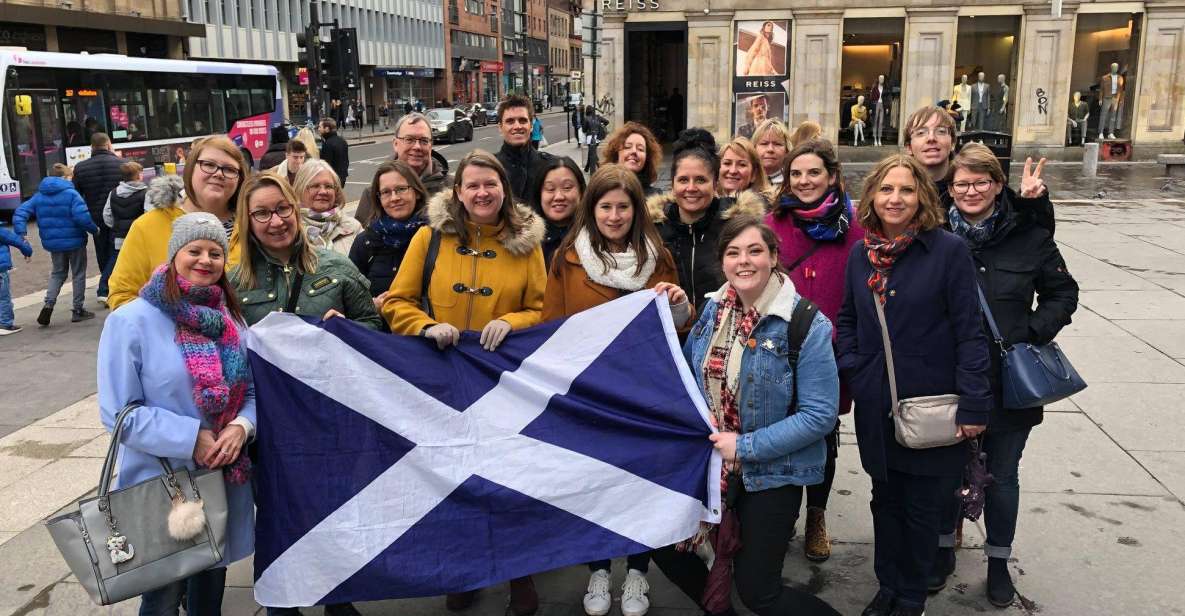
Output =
[
  {"x1": 953, "y1": 15, "x2": 1021, "y2": 134},
  {"x1": 1070, "y1": 13, "x2": 1142, "y2": 141},
  {"x1": 840, "y1": 18, "x2": 903, "y2": 146}
]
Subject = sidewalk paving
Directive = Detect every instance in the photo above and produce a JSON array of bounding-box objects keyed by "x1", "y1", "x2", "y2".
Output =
[{"x1": 3, "y1": 196, "x2": 1184, "y2": 615}]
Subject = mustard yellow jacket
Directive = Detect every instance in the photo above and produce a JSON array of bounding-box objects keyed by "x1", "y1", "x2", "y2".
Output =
[
  {"x1": 382, "y1": 191, "x2": 546, "y2": 335},
  {"x1": 107, "y1": 206, "x2": 242, "y2": 310}
]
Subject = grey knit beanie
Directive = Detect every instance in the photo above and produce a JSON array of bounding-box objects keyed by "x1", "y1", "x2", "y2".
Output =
[{"x1": 168, "y1": 212, "x2": 230, "y2": 264}]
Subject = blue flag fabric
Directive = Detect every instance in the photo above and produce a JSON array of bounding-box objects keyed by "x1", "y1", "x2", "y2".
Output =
[{"x1": 246, "y1": 290, "x2": 721, "y2": 608}]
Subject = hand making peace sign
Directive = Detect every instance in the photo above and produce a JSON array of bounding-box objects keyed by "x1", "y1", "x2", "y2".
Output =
[{"x1": 1019, "y1": 156, "x2": 1048, "y2": 199}]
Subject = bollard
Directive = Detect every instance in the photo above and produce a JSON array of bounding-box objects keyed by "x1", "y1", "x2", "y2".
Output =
[{"x1": 1082, "y1": 143, "x2": 1099, "y2": 177}]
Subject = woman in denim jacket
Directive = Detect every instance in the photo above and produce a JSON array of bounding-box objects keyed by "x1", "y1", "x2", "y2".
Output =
[{"x1": 651, "y1": 215, "x2": 840, "y2": 616}]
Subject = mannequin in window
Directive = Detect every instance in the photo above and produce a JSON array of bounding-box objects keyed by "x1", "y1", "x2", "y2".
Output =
[
  {"x1": 994, "y1": 74, "x2": 1010, "y2": 133},
  {"x1": 969, "y1": 71, "x2": 991, "y2": 131},
  {"x1": 850, "y1": 95, "x2": 868, "y2": 146},
  {"x1": 1098, "y1": 62, "x2": 1124, "y2": 140},
  {"x1": 1068, "y1": 90, "x2": 1090, "y2": 146},
  {"x1": 953, "y1": 74, "x2": 971, "y2": 132},
  {"x1": 868, "y1": 74, "x2": 888, "y2": 146}
]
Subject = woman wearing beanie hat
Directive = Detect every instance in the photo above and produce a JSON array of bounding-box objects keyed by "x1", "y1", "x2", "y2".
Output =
[{"x1": 96, "y1": 211, "x2": 257, "y2": 615}]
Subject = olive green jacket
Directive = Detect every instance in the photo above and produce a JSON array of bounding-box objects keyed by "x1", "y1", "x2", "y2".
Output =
[{"x1": 232, "y1": 244, "x2": 383, "y2": 330}]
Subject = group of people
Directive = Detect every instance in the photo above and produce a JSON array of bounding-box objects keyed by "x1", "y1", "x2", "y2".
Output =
[{"x1": 51, "y1": 91, "x2": 1079, "y2": 616}]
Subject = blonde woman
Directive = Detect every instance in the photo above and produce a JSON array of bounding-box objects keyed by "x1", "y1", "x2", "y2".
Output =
[
  {"x1": 293, "y1": 159, "x2": 362, "y2": 255},
  {"x1": 717, "y1": 138, "x2": 772, "y2": 202},
  {"x1": 789, "y1": 121, "x2": 822, "y2": 148},
  {"x1": 751, "y1": 119, "x2": 790, "y2": 188},
  {"x1": 293, "y1": 126, "x2": 321, "y2": 160}
]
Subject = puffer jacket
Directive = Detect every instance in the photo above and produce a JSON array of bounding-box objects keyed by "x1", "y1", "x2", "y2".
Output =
[
  {"x1": 648, "y1": 189, "x2": 767, "y2": 313},
  {"x1": 13, "y1": 177, "x2": 98, "y2": 252},
  {"x1": 232, "y1": 242, "x2": 382, "y2": 329},
  {"x1": 685, "y1": 277, "x2": 839, "y2": 490},
  {"x1": 102, "y1": 180, "x2": 149, "y2": 247},
  {"x1": 72, "y1": 148, "x2": 123, "y2": 223},
  {"x1": 354, "y1": 152, "x2": 451, "y2": 224},
  {"x1": 945, "y1": 188, "x2": 1078, "y2": 432},
  {"x1": 382, "y1": 191, "x2": 547, "y2": 335},
  {"x1": 0, "y1": 225, "x2": 33, "y2": 272}
]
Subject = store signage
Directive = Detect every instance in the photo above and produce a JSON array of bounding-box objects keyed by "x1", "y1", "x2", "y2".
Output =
[
  {"x1": 600, "y1": 0, "x2": 660, "y2": 9},
  {"x1": 480, "y1": 61, "x2": 504, "y2": 73},
  {"x1": 298, "y1": 68, "x2": 308, "y2": 86},
  {"x1": 372, "y1": 67, "x2": 435, "y2": 78}
]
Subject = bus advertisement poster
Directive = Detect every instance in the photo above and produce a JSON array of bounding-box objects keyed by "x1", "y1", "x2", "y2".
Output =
[{"x1": 228, "y1": 113, "x2": 272, "y2": 162}]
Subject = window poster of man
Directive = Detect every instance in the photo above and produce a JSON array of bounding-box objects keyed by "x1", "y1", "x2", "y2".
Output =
[
  {"x1": 735, "y1": 92, "x2": 786, "y2": 139},
  {"x1": 735, "y1": 20, "x2": 788, "y2": 78}
]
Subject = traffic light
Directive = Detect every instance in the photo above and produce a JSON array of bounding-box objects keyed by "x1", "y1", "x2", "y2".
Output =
[
  {"x1": 318, "y1": 37, "x2": 336, "y2": 90},
  {"x1": 332, "y1": 28, "x2": 360, "y2": 91}
]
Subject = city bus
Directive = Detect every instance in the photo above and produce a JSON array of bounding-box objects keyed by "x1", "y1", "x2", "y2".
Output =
[{"x1": 0, "y1": 50, "x2": 282, "y2": 213}]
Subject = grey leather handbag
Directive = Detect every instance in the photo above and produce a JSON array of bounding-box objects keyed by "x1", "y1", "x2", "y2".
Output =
[
  {"x1": 873, "y1": 293, "x2": 964, "y2": 449},
  {"x1": 45, "y1": 403, "x2": 229, "y2": 605}
]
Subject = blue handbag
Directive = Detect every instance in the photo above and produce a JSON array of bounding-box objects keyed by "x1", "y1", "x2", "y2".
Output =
[{"x1": 976, "y1": 285, "x2": 1087, "y2": 409}]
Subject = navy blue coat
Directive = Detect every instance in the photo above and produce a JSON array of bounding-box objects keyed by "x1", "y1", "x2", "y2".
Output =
[
  {"x1": 13, "y1": 177, "x2": 98, "y2": 253},
  {"x1": 836, "y1": 227, "x2": 992, "y2": 480},
  {"x1": 72, "y1": 149, "x2": 123, "y2": 223}
]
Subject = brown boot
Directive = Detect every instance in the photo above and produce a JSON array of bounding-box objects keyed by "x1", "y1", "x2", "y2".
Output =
[
  {"x1": 445, "y1": 590, "x2": 478, "y2": 611},
  {"x1": 804, "y1": 506, "x2": 831, "y2": 562},
  {"x1": 508, "y1": 576, "x2": 539, "y2": 616}
]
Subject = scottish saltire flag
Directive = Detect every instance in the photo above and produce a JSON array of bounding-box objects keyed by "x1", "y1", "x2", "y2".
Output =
[{"x1": 246, "y1": 290, "x2": 722, "y2": 608}]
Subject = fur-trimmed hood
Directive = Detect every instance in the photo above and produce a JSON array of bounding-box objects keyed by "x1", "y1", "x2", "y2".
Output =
[
  {"x1": 146, "y1": 174, "x2": 185, "y2": 211},
  {"x1": 646, "y1": 189, "x2": 769, "y2": 226},
  {"x1": 425, "y1": 190, "x2": 545, "y2": 257}
]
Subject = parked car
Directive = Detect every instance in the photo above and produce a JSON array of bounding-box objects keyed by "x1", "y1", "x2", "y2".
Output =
[
  {"x1": 426, "y1": 108, "x2": 474, "y2": 144},
  {"x1": 460, "y1": 103, "x2": 489, "y2": 127},
  {"x1": 484, "y1": 104, "x2": 500, "y2": 124}
]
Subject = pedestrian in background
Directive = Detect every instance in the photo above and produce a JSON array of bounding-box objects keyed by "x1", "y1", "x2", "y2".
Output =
[
  {"x1": 936, "y1": 144, "x2": 1078, "y2": 607},
  {"x1": 294, "y1": 159, "x2": 362, "y2": 256},
  {"x1": 275, "y1": 140, "x2": 309, "y2": 186},
  {"x1": 531, "y1": 115, "x2": 545, "y2": 150},
  {"x1": 382, "y1": 150, "x2": 546, "y2": 615},
  {"x1": 0, "y1": 221, "x2": 33, "y2": 335},
  {"x1": 600, "y1": 122, "x2": 664, "y2": 196},
  {"x1": 527, "y1": 156, "x2": 585, "y2": 267},
  {"x1": 766, "y1": 138, "x2": 865, "y2": 562},
  {"x1": 349, "y1": 161, "x2": 429, "y2": 313},
  {"x1": 97, "y1": 212, "x2": 256, "y2": 616},
  {"x1": 318, "y1": 118, "x2": 350, "y2": 185},
  {"x1": 652, "y1": 216, "x2": 841, "y2": 616},
  {"x1": 752, "y1": 119, "x2": 790, "y2": 189},
  {"x1": 72, "y1": 132, "x2": 123, "y2": 304},
  {"x1": 101, "y1": 161, "x2": 149, "y2": 277},
  {"x1": 107, "y1": 136, "x2": 248, "y2": 310},
  {"x1": 789, "y1": 121, "x2": 822, "y2": 148},
  {"x1": 836, "y1": 154, "x2": 991, "y2": 616},
  {"x1": 582, "y1": 106, "x2": 605, "y2": 174},
  {"x1": 13, "y1": 165, "x2": 98, "y2": 326}
]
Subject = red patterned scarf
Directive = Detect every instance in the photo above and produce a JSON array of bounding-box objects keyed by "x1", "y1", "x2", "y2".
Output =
[
  {"x1": 702, "y1": 285, "x2": 761, "y2": 495},
  {"x1": 864, "y1": 226, "x2": 917, "y2": 304}
]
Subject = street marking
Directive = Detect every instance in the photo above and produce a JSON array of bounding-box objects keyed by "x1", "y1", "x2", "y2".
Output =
[{"x1": 346, "y1": 181, "x2": 370, "y2": 185}]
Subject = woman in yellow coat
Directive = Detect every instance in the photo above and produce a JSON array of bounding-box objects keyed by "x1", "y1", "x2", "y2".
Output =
[
  {"x1": 381, "y1": 149, "x2": 546, "y2": 612},
  {"x1": 106, "y1": 136, "x2": 247, "y2": 309}
]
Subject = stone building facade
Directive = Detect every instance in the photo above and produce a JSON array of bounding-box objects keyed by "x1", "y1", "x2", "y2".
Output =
[{"x1": 587, "y1": 0, "x2": 1185, "y2": 147}]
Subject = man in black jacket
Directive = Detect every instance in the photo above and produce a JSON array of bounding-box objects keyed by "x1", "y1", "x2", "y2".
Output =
[
  {"x1": 495, "y1": 95, "x2": 552, "y2": 201},
  {"x1": 318, "y1": 117, "x2": 350, "y2": 185},
  {"x1": 72, "y1": 132, "x2": 123, "y2": 303}
]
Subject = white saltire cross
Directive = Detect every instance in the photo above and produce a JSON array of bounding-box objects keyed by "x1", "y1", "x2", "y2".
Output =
[{"x1": 247, "y1": 291, "x2": 720, "y2": 607}]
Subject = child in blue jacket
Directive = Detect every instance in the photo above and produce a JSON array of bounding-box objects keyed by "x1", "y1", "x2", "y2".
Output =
[
  {"x1": 13, "y1": 165, "x2": 99, "y2": 327},
  {"x1": 0, "y1": 223, "x2": 34, "y2": 335}
]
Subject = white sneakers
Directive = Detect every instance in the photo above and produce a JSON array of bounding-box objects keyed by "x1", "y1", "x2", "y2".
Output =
[
  {"x1": 583, "y1": 568, "x2": 650, "y2": 616},
  {"x1": 621, "y1": 569, "x2": 650, "y2": 616},
  {"x1": 583, "y1": 569, "x2": 611, "y2": 616}
]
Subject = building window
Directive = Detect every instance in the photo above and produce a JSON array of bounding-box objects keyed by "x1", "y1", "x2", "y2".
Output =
[{"x1": 466, "y1": 0, "x2": 483, "y2": 15}]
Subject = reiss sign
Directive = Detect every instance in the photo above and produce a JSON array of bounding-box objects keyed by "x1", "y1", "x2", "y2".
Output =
[{"x1": 600, "y1": 0, "x2": 660, "y2": 10}]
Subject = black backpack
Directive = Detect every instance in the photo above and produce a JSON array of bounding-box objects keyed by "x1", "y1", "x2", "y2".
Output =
[{"x1": 785, "y1": 298, "x2": 820, "y2": 415}]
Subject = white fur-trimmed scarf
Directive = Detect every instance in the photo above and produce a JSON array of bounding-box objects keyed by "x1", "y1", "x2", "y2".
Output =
[{"x1": 573, "y1": 228, "x2": 657, "y2": 291}]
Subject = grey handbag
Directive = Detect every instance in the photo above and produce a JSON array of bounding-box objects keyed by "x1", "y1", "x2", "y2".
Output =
[
  {"x1": 872, "y1": 293, "x2": 964, "y2": 449},
  {"x1": 45, "y1": 403, "x2": 229, "y2": 605}
]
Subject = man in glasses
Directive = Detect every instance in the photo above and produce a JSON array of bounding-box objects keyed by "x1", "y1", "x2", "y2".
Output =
[
  {"x1": 354, "y1": 112, "x2": 451, "y2": 223},
  {"x1": 495, "y1": 94, "x2": 553, "y2": 201}
]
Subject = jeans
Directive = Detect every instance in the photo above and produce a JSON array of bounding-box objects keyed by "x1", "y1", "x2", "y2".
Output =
[
  {"x1": 652, "y1": 483, "x2": 841, "y2": 616},
  {"x1": 138, "y1": 567, "x2": 226, "y2": 616},
  {"x1": 45, "y1": 248, "x2": 87, "y2": 311},
  {"x1": 870, "y1": 470, "x2": 961, "y2": 608},
  {"x1": 983, "y1": 428, "x2": 1032, "y2": 559},
  {"x1": 0, "y1": 271, "x2": 13, "y2": 327},
  {"x1": 96, "y1": 222, "x2": 113, "y2": 297},
  {"x1": 588, "y1": 552, "x2": 650, "y2": 574}
]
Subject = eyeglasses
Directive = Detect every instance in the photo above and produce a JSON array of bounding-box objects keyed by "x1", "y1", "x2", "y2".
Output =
[
  {"x1": 305, "y1": 182, "x2": 337, "y2": 193},
  {"x1": 397, "y1": 136, "x2": 432, "y2": 148},
  {"x1": 249, "y1": 203, "x2": 296, "y2": 223},
  {"x1": 196, "y1": 159, "x2": 242, "y2": 179},
  {"x1": 951, "y1": 179, "x2": 995, "y2": 195},
  {"x1": 379, "y1": 186, "x2": 413, "y2": 199},
  {"x1": 910, "y1": 127, "x2": 952, "y2": 140}
]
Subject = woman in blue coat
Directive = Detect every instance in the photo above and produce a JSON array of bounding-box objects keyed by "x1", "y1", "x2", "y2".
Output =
[
  {"x1": 836, "y1": 154, "x2": 991, "y2": 616},
  {"x1": 652, "y1": 215, "x2": 841, "y2": 616},
  {"x1": 97, "y1": 212, "x2": 256, "y2": 616}
]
